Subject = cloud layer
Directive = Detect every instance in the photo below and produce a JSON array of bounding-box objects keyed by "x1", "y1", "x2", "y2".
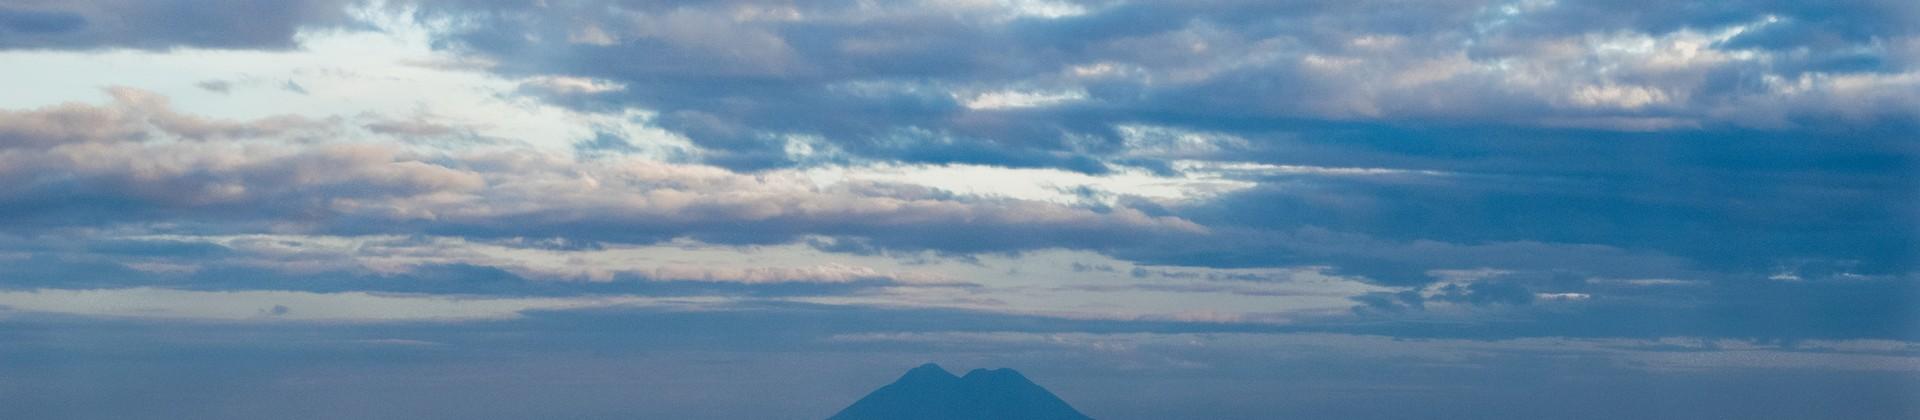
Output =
[{"x1": 0, "y1": 2, "x2": 1915, "y2": 418}]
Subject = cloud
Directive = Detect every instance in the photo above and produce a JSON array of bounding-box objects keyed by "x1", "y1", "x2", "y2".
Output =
[
  {"x1": 411, "y1": 152, "x2": 1206, "y2": 251},
  {"x1": 195, "y1": 80, "x2": 233, "y2": 94},
  {"x1": 404, "y1": 0, "x2": 1918, "y2": 178},
  {"x1": 0, "y1": 0, "x2": 357, "y2": 50},
  {"x1": 0, "y1": 7, "x2": 84, "y2": 34},
  {"x1": 0, "y1": 60, "x2": 1909, "y2": 343},
  {"x1": 362, "y1": 117, "x2": 457, "y2": 137},
  {"x1": 517, "y1": 75, "x2": 626, "y2": 96},
  {"x1": 0, "y1": 4, "x2": 1915, "y2": 418},
  {"x1": 0, "y1": 1, "x2": 1910, "y2": 348},
  {"x1": 135, "y1": 233, "x2": 972, "y2": 287},
  {"x1": 0, "y1": 287, "x2": 709, "y2": 322},
  {"x1": 827, "y1": 331, "x2": 1920, "y2": 373},
  {"x1": 0, "y1": 86, "x2": 328, "y2": 148},
  {"x1": 959, "y1": 89, "x2": 1088, "y2": 110},
  {"x1": 0, "y1": 89, "x2": 1201, "y2": 255}
]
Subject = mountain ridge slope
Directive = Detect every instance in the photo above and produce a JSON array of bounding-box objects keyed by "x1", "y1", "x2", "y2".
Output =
[{"x1": 828, "y1": 363, "x2": 1092, "y2": 420}]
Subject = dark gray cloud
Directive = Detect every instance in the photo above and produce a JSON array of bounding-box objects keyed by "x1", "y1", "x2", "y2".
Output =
[
  {"x1": 194, "y1": 80, "x2": 233, "y2": 94},
  {"x1": 1, "y1": 2, "x2": 1916, "y2": 418},
  {"x1": 410, "y1": 0, "x2": 1920, "y2": 172},
  {"x1": 0, "y1": 0, "x2": 358, "y2": 50},
  {"x1": 0, "y1": 0, "x2": 1912, "y2": 358},
  {"x1": 2, "y1": 85, "x2": 1910, "y2": 343},
  {"x1": 386, "y1": 3, "x2": 1920, "y2": 315},
  {"x1": 0, "y1": 7, "x2": 83, "y2": 34},
  {"x1": 1161, "y1": 126, "x2": 1918, "y2": 276}
]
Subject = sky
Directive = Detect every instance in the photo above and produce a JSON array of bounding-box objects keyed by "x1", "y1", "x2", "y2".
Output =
[{"x1": 0, "y1": 0, "x2": 1915, "y2": 418}]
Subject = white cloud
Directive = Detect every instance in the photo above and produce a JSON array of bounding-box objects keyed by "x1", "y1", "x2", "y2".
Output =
[
  {"x1": 519, "y1": 75, "x2": 627, "y2": 95},
  {"x1": 1588, "y1": 277, "x2": 1702, "y2": 287},
  {"x1": 958, "y1": 88, "x2": 1089, "y2": 110},
  {"x1": 802, "y1": 162, "x2": 1252, "y2": 207},
  {"x1": 1534, "y1": 292, "x2": 1591, "y2": 301},
  {"x1": 1169, "y1": 160, "x2": 1450, "y2": 177},
  {"x1": 0, "y1": 9, "x2": 690, "y2": 159},
  {"x1": 0, "y1": 88, "x2": 1205, "y2": 243}
]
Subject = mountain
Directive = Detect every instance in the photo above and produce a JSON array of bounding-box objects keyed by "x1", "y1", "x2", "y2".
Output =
[{"x1": 828, "y1": 363, "x2": 1092, "y2": 420}]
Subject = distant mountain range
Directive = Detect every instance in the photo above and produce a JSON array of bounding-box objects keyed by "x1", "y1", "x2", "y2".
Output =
[{"x1": 828, "y1": 363, "x2": 1092, "y2": 420}]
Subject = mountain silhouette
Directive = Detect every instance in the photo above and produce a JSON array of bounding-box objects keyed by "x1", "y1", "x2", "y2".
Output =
[{"x1": 828, "y1": 363, "x2": 1092, "y2": 420}]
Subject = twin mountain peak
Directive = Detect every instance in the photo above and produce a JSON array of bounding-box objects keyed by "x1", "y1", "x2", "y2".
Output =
[{"x1": 828, "y1": 363, "x2": 1092, "y2": 420}]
